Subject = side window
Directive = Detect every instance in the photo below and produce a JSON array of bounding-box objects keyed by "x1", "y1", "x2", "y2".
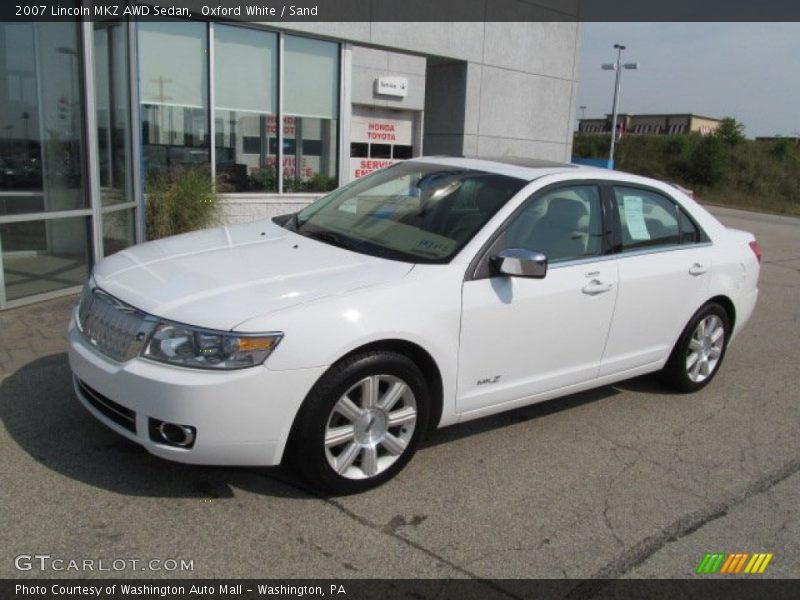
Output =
[
  {"x1": 503, "y1": 185, "x2": 603, "y2": 263},
  {"x1": 614, "y1": 187, "x2": 681, "y2": 251},
  {"x1": 679, "y1": 208, "x2": 700, "y2": 244}
]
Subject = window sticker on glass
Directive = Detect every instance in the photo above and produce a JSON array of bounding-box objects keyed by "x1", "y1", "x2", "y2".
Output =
[
  {"x1": 338, "y1": 198, "x2": 358, "y2": 214},
  {"x1": 623, "y1": 195, "x2": 651, "y2": 240}
]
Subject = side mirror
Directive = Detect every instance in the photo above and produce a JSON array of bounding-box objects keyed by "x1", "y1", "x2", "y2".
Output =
[{"x1": 491, "y1": 248, "x2": 548, "y2": 279}]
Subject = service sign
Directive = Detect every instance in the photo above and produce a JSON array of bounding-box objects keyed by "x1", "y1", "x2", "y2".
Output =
[
  {"x1": 375, "y1": 76, "x2": 409, "y2": 98},
  {"x1": 349, "y1": 158, "x2": 399, "y2": 179}
]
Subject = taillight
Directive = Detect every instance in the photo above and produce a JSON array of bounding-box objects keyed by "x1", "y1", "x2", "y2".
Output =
[{"x1": 749, "y1": 240, "x2": 762, "y2": 263}]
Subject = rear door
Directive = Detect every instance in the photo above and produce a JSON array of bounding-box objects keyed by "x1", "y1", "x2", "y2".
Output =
[{"x1": 599, "y1": 184, "x2": 712, "y2": 376}]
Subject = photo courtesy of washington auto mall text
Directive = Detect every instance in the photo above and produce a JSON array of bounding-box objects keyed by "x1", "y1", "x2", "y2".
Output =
[{"x1": 14, "y1": 584, "x2": 347, "y2": 598}]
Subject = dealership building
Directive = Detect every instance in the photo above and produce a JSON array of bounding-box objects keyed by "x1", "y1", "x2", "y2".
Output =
[{"x1": 0, "y1": 18, "x2": 580, "y2": 309}]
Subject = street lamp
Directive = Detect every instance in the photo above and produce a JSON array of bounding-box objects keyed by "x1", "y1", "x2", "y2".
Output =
[
  {"x1": 602, "y1": 44, "x2": 639, "y2": 164},
  {"x1": 579, "y1": 105, "x2": 587, "y2": 120}
]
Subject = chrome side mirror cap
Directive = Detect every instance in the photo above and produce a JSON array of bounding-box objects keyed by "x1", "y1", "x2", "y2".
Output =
[{"x1": 491, "y1": 248, "x2": 548, "y2": 279}]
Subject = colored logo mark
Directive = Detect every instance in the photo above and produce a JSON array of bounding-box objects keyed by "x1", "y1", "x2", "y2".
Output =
[{"x1": 696, "y1": 552, "x2": 773, "y2": 574}]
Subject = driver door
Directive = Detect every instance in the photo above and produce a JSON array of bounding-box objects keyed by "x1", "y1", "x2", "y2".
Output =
[{"x1": 457, "y1": 184, "x2": 618, "y2": 414}]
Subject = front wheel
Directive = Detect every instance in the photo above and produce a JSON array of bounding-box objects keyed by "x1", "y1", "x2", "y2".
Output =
[
  {"x1": 288, "y1": 351, "x2": 430, "y2": 495},
  {"x1": 660, "y1": 302, "x2": 730, "y2": 393}
]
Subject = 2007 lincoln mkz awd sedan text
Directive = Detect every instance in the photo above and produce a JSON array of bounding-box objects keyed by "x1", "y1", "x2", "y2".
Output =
[{"x1": 68, "y1": 157, "x2": 760, "y2": 494}]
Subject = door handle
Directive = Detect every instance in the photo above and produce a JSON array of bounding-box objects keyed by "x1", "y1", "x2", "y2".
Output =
[
  {"x1": 582, "y1": 279, "x2": 613, "y2": 295},
  {"x1": 688, "y1": 263, "x2": 708, "y2": 276}
]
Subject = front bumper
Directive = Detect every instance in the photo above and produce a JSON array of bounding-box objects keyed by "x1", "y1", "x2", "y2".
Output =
[{"x1": 67, "y1": 318, "x2": 326, "y2": 466}]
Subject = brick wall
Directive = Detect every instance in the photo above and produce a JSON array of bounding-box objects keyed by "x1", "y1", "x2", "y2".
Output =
[{"x1": 220, "y1": 194, "x2": 324, "y2": 225}]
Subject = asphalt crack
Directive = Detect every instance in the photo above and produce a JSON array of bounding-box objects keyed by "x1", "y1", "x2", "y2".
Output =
[
  {"x1": 242, "y1": 468, "x2": 524, "y2": 600},
  {"x1": 566, "y1": 457, "x2": 800, "y2": 599},
  {"x1": 322, "y1": 496, "x2": 523, "y2": 600}
]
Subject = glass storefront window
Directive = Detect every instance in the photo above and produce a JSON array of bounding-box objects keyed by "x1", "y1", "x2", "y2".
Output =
[
  {"x1": 102, "y1": 208, "x2": 135, "y2": 256},
  {"x1": 94, "y1": 22, "x2": 133, "y2": 207},
  {"x1": 138, "y1": 21, "x2": 209, "y2": 178},
  {"x1": 283, "y1": 36, "x2": 339, "y2": 193},
  {"x1": 0, "y1": 22, "x2": 87, "y2": 216},
  {"x1": 138, "y1": 25, "x2": 340, "y2": 195},
  {"x1": 94, "y1": 21, "x2": 136, "y2": 260},
  {"x1": 0, "y1": 21, "x2": 345, "y2": 308},
  {"x1": 214, "y1": 25, "x2": 278, "y2": 192},
  {"x1": 1, "y1": 21, "x2": 92, "y2": 307},
  {"x1": 1, "y1": 216, "x2": 90, "y2": 302}
]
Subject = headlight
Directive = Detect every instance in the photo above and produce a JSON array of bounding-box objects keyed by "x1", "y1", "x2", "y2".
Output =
[
  {"x1": 141, "y1": 321, "x2": 282, "y2": 370},
  {"x1": 75, "y1": 277, "x2": 96, "y2": 332}
]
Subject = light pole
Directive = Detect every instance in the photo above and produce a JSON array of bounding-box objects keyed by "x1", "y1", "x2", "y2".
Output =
[{"x1": 602, "y1": 44, "x2": 639, "y2": 165}]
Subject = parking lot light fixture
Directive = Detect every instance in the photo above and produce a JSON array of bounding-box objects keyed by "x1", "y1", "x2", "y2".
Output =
[{"x1": 604, "y1": 43, "x2": 639, "y2": 164}]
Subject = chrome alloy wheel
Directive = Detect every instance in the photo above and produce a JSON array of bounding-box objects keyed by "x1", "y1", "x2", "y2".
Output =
[
  {"x1": 324, "y1": 374, "x2": 418, "y2": 480},
  {"x1": 686, "y1": 315, "x2": 725, "y2": 383}
]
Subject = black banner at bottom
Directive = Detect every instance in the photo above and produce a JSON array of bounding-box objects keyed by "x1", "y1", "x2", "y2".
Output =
[{"x1": 3, "y1": 579, "x2": 800, "y2": 600}]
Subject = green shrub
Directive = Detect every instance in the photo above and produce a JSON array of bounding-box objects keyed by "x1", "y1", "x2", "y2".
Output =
[
  {"x1": 572, "y1": 133, "x2": 800, "y2": 216},
  {"x1": 665, "y1": 134, "x2": 690, "y2": 157},
  {"x1": 247, "y1": 166, "x2": 278, "y2": 192},
  {"x1": 283, "y1": 173, "x2": 338, "y2": 193},
  {"x1": 770, "y1": 139, "x2": 798, "y2": 163},
  {"x1": 145, "y1": 168, "x2": 223, "y2": 240},
  {"x1": 687, "y1": 135, "x2": 727, "y2": 188}
]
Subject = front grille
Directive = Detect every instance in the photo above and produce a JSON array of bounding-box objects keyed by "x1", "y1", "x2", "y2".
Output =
[
  {"x1": 77, "y1": 286, "x2": 153, "y2": 362},
  {"x1": 76, "y1": 378, "x2": 137, "y2": 433}
]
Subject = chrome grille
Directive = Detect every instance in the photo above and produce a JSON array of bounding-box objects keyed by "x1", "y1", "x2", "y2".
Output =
[{"x1": 77, "y1": 287, "x2": 154, "y2": 362}]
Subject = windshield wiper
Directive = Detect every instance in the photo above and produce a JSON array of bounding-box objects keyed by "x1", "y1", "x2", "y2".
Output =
[
  {"x1": 300, "y1": 229, "x2": 358, "y2": 252},
  {"x1": 287, "y1": 212, "x2": 304, "y2": 231},
  {"x1": 275, "y1": 212, "x2": 301, "y2": 231}
]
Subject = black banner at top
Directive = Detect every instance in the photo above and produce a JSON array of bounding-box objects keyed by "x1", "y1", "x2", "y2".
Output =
[{"x1": 3, "y1": 0, "x2": 800, "y2": 22}]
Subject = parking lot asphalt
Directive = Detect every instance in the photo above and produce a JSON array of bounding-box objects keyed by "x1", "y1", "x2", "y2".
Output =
[{"x1": 0, "y1": 205, "x2": 798, "y2": 583}]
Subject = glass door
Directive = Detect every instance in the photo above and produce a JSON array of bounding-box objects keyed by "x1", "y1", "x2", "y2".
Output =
[
  {"x1": 0, "y1": 21, "x2": 91, "y2": 308},
  {"x1": 0, "y1": 20, "x2": 139, "y2": 310}
]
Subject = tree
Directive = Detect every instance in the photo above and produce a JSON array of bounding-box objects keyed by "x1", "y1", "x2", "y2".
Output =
[
  {"x1": 687, "y1": 135, "x2": 726, "y2": 187},
  {"x1": 770, "y1": 139, "x2": 797, "y2": 162},
  {"x1": 714, "y1": 117, "x2": 746, "y2": 146}
]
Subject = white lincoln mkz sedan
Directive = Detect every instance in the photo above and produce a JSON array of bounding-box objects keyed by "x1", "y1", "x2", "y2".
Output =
[{"x1": 68, "y1": 157, "x2": 761, "y2": 494}]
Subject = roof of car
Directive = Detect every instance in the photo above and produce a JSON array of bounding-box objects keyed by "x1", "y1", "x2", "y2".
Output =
[
  {"x1": 405, "y1": 156, "x2": 701, "y2": 206},
  {"x1": 409, "y1": 155, "x2": 593, "y2": 181}
]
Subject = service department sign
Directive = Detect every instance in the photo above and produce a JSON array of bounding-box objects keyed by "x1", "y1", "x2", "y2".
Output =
[{"x1": 375, "y1": 76, "x2": 409, "y2": 98}]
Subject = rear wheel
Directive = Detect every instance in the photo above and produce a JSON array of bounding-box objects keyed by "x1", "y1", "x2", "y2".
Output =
[
  {"x1": 288, "y1": 351, "x2": 429, "y2": 495},
  {"x1": 660, "y1": 302, "x2": 730, "y2": 393}
]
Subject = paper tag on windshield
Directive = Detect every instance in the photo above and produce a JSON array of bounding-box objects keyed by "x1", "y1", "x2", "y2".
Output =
[{"x1": 623, "y1": 195, "x2": 650, "y2": 240}]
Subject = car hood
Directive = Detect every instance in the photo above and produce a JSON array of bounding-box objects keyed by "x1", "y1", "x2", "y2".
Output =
[{"x1": 93, "y1": 219, "x2": 413, "y2": 331}]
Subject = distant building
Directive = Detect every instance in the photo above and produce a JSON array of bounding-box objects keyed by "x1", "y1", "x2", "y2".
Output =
[{"x1": 578, "y1": 114, "x2": 722, "y2": 136}]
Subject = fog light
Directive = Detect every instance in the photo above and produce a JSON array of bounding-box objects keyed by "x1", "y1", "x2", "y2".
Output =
[{"x1": 149, "y1": 419, "x2": 196, "y2": 449}]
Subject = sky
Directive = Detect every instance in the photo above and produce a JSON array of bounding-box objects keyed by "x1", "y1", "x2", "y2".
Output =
[{"x1": 577, "y1": 23, "x2": 800, "y2": 137}]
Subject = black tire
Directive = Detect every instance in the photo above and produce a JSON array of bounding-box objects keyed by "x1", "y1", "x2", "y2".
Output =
[
  {"x1": 659, "y1": 302, "x2": 731, "y2": 393},
  {"x1": 287, "y1": 351, "x2": 430, "y2": 495}
]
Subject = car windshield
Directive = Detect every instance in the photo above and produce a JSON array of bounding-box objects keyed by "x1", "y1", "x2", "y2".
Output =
[{"x1": 282, "y1": 162, "x2": 526, "y2": 263}]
